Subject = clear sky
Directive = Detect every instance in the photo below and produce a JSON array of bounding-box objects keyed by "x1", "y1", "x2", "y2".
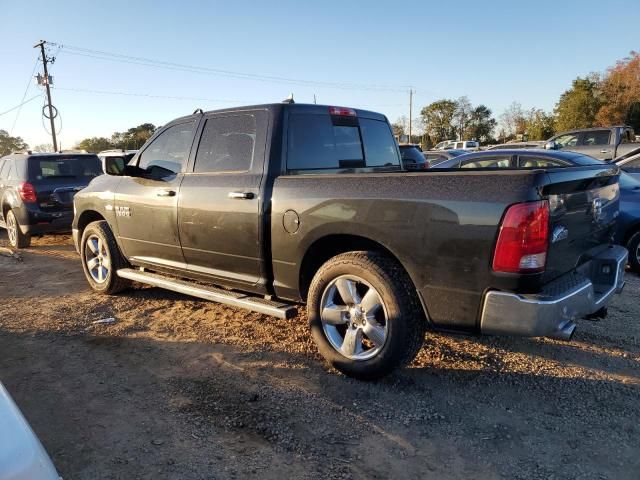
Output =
[{"x1": 1, "y1": 0, "x2": 637, "y2": 148}]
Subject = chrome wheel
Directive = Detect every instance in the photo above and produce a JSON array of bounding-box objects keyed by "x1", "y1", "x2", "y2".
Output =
[
  {"x1": 320, "y1": 275, "x2": 388, "y2": 360},
  {"x1": 6, "y1": 212, "x2": 17, "y2": 247},
  {"x1": 84, "y1": 234, "x2": 110, "y2": 283}
]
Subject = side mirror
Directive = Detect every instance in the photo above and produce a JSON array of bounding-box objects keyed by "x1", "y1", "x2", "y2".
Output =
[
  {"x1": 103, "y1": 156, "x2": 126, "y2": 176},
  {"x1": 545, "y1": 140, "x2": 557, "y2": 150}
]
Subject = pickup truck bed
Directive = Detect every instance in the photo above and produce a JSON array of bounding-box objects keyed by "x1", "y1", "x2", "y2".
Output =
[{"x1": 72, "y1": 102, "x2": 627, "y2": 379}]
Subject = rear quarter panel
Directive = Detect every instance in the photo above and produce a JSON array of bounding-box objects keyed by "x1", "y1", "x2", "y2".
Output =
[{"x1": 271, "y1": 170, "x2": 545, "y2": 331}]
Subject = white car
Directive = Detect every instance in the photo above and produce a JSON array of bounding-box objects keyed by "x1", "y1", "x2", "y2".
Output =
[
  {"x1": 445, "y1": 140, "x2": 480, "y2": 151},
  {"x1": 0, "y1": 383, "x2": 60, "y2": 479}
]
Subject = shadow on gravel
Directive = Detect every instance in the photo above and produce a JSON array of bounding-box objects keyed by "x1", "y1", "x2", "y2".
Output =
[{"x1": 1, "y1": 327, "x2": 639, "y2": 479}]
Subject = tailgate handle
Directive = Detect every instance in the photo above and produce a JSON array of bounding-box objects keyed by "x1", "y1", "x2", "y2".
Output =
[
  {"x1": 156, "y1": 189, "x2": 176, "y2": 197},
  {"x1": 228, "y1": 191, "x2": 254, "y2": 200}
]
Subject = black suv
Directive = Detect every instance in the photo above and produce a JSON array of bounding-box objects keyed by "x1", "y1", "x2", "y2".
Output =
[{"x1": 0, "y1": 152, "x2": 102, "y2": 248}]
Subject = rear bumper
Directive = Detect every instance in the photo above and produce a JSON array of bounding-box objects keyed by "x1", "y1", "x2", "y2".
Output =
[
  {"x1": 480, "y1": 245, "x2": 628, "y2": 340},
  {"x1": 16, "y1": 207, "x2": 73, "y2": 235}
]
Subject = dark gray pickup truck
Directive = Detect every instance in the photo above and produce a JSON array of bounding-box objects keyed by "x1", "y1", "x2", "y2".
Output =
[
  {"x1": 72, "y1": 103, "x2": 627, "y2": 379},
  {"x1": 546, "y1": 125, "x2": 638, "y2": 161}
]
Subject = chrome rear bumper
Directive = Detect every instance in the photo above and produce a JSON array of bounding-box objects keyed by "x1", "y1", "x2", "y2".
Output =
[{"x1": 480, "y1": 245, "x2": 628, "y2": 340}]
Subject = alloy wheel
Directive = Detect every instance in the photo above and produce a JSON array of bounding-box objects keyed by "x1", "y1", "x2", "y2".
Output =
[
  {"x1": 84, "y1": 234, "x2": 110, "y2": 283},
  {"x1": 319, "y1": 275, "x2": 389, "y2": 360}
]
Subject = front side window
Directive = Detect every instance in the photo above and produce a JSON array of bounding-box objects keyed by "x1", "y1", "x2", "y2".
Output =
[
  {"x1": 138, "y1": 122, "x2": 196, "y2": 175},
  {"x1": 194, "y1": 115, "x2": 257, "y2": 173},
  {"x1": 582, "y1": 130, "x2": 610, "y2": 146},
  {"x1": 555, "y1": 133, "x2": 579, "y2": 148}
]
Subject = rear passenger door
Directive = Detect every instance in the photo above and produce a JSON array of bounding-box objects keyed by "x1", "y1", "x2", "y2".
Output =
[
  {"x1": 579, "y1": 129, "x2": 613, "y2": 160},
  {"x1": 178, "y1": 110, "x2": 269, "y2": 291}
]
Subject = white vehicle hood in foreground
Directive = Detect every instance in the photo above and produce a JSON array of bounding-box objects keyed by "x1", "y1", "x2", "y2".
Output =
[{"x1": 0, "y1": 383, "x2": 60, "y2": 480}]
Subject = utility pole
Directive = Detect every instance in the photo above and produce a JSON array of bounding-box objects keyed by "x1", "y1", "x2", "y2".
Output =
[
  {"x1": 34, "y1": 40, "x2": 58, "y2": 151},
  {"x1": 408, "y1": 89, "x2": 413, "y2": 142}
]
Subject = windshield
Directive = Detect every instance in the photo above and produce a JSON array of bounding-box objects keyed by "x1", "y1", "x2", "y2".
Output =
[{"x1": 28, "y1": 155, "x2": 102, "y2": 180}]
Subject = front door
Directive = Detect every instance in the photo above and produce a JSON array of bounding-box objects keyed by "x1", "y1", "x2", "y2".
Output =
[
  {"x1": 178, "y1": 110, "x2": 268, "y2": 291},
  {"x1": 114, "y1": 120, "x2": 198, "y2": 268},
  {"x1": 579, "y1": 130, "x2": 613, "y2": 160}
]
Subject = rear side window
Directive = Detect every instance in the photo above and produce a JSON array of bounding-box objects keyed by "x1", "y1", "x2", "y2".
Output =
[
  {"x1": 460, "y1": 156, "x2": 511, "y2": 169},
  {"x1": 194, "y1": 114, "x2": 257, "y2": 173},
  {"x1": 287, "y1": 114, "x2": 399, "y2": 171},
  {"x1": 518, "y1": 156, "x2": 568, "y2": 168},
  {"x1": 138, "y1": 122, "x2": 196, "y2": 174},
  {"x1": 582, "y1": 130, "x2": 610, "y2": 146},
  {"x1": 28, "y1": 156, "x2": 102, "y2": 180},
  {"x1": 359, "y1": 118, "x2": 399, "y2": 168}
]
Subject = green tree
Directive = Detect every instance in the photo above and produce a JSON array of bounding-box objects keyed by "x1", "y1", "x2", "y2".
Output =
[
  {"x1": 467, "y1": 105, "x2": 496, "y2": 142},
  {"x1": 554, "y1": 75, "x2": 602, "y2": 132},
  {"x1": 524, "y1": 108, "x2": 555, "y2": 140},
  {"x1": 75, "y1": 137, "x2": 114, "y2": 153},
  {"x1": 391, "y1": 116, "x2": 407, "y2": 136},
  {"x1": 453, "y1": 96, "x2": 473, "y2": 139},
  {"x1": 32, "y1": 143, "x2": 54, "y2": 153},
  {"x1": 420, "y1": 99, "x2": 457, "y2": 144},
  {"x1": 0, "y1": 129, "x2": 28, "y2": 156},
  {"x1": 112, "y1": 123, "x2": 157, "y2": 149}
]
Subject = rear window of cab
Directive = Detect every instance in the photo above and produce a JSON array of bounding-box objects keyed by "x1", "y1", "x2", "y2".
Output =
[{"x1": 286, "y1": 113, "x2": 400, "y2": 171}]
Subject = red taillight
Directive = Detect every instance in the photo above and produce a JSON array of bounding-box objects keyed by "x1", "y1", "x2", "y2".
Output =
[
  {"x1": 492, "y1": 200, "x2": 549, "y2": 274},
  {"x1": 421, "y1": 161, "x2": 430, "y2": 169},
  {"x1": 328, "y1": 106, "x2": 357, "y2": 117},
  {"x1": 17, "y1": 182, "x2": 37, "y2": 203}
]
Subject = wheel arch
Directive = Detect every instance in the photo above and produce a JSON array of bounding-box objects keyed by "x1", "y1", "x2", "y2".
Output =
[
  {"x1": 298, "y1": 234, "x2": 419, "y2": 303},
  {"x1": 76, "y1": 210, "x2": 107, "y2": 239}
]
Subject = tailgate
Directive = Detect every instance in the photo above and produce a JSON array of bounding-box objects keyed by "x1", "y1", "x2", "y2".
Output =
[{"x1": 543, "y1": 164, "x2": 620, "y2": 282}]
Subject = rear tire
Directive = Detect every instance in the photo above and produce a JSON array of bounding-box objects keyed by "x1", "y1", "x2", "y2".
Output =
[
  {"x1": 307, "y1": 251, "x2": 426, "y2": 380},
  {"x1": 6, "y1": 209, "x2": 31, "y2": 249},
  {"x1": 626, "y1": 230, "x2": 640, "y2": 274},
  {"x1": 80, "y1": 220, "x2": 131, "y2": 294}
]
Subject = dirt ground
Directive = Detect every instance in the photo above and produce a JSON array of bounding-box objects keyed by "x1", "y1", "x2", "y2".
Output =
[{"x1": 0, "y1": 233, "x2": 638, "y2": 480}]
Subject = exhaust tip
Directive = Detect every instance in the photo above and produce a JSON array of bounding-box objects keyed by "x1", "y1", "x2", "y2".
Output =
[{"x1": 552, "y1": 321, "x2": 576, "y2": 341}]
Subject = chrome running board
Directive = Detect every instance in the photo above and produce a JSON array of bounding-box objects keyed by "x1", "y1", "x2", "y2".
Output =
[{"x1": 116, "y1": 268, "x2": 297, "y2": 319}]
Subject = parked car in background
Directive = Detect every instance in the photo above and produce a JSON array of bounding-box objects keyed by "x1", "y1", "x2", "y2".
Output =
[
  {"x1": 430, "y1": 148, "x2": 640, "y2": 273},
  {"x1": 445, "y1": 140, "x2": 479, "y2": 151},
  {"x1": 545, "y1": 126, "x2": 637, "y2": 161},
  {"x1": 616, "y1": 172, "x2": 640, "y2": 273},
  {"x1": 0, "y1": 382, "x2": 60, "y2": 479},
  {"x1": 0, "y1": 152, "x2": 102, "y2": 248},
  {"x1": 433, "y1": 140, "x2": 455, "y2": 150},
  {"x1": 613, "y1": 148, "x2": 640, "y2": 177},
  {"x1": 399, "y1": 144, "x2": 428, "y2": 170},
  {"x1": 423, "y1": 149, "x2": 470, "y2": 167},
  {"x1": 97, "y1": 149, "x2": 138, "y2": 175},
  {"x1": 487, "y1": 141, "x2": 546, "y2": 150},
  {"x1": 73, "y1": 102, "x2": 626, "y2": 379}
]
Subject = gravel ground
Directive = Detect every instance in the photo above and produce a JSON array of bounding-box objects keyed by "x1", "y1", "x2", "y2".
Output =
[{"x1": 0, "y1": 233, "x2": 638, "y2": 479}]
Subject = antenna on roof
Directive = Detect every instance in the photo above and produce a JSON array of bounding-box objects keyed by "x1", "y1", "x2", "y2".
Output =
[
  {"x1": 282, "y1": 93, "x2": 295, "y2": 104},
  {"x1": 193, "y1": 108, "x2": 204, "y2": 115}
]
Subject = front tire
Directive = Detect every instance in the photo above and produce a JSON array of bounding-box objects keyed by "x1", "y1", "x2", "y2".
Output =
[
  {"x1": 627, "y1": 230, "x2": 640, "y2": 274},
  {"x1": 307, "y1": 251, "x2": 426, "y2": 380},
  {"x1": 80, "y1": 220, "x2": 131, "y2": 294},
  {"x1": 6, "y1": 209, "x2": 31, "y2": 249}
]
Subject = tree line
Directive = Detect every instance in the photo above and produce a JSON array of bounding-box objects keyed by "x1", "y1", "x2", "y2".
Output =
[{"x1": 395, "y1": 51, "x2": 640, "y2": 147}]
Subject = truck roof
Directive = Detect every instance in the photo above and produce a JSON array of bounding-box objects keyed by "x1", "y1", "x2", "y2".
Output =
[{"x1": 167, "y1": 102, "x2": 388, "y2": 126}]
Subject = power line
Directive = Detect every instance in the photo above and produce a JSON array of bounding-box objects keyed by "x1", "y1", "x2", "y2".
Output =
[
  {"x1": 51, "y1": 42, "x2": 411, "y2": 93},
  {"x1": 0, "y1": 94, "x2": 41, "y2": 117},
  {"x1": 10, "y1": 57, "x2": 40, "y2": 135}
]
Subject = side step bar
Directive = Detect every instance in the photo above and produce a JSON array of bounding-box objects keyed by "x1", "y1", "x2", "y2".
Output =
[{"x1": 116, "y1": 268, "x2": 298, "y2": 319}]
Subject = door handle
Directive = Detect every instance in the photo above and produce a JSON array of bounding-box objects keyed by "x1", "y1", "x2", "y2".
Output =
[
  {"x1": 228, "y1": 191, "x2": 254, "y2": 200},
  {"x1": 600, "y1": 149, "x2": 609, "y2": 154},
  {"x1": 156, "y1": 189, "x2": 176, "y2": 197}
]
